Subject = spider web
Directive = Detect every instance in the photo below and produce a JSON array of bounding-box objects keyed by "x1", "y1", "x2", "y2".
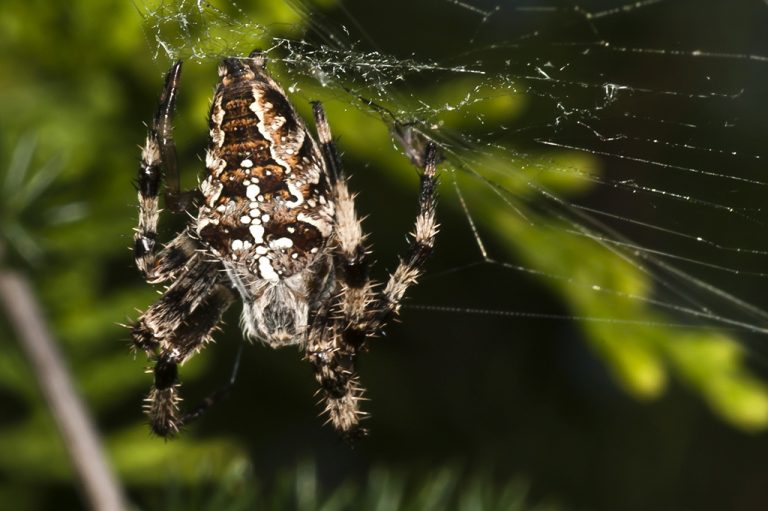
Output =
[{"x1": 137, "y1": 0, "x2": 768, "y2": 426}]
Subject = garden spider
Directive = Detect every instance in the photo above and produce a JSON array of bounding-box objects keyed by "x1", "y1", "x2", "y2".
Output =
[{"x1": 130, "y1": 50, "x2": 438, "y2": 440}]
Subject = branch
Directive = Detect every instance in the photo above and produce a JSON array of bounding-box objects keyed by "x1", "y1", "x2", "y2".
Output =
[{"x1": 0, "y1": 267, "x2": 128, "y2": 511}]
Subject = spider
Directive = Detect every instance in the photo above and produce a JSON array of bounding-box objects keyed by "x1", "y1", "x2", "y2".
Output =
[{"x1": 130, "y1": 49, "x2": 438, "y2": 440}]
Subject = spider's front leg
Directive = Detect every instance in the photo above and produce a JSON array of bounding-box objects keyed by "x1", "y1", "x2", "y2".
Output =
[
  {"x1": 375, "y1": 142, "x2": 439, "y2": 327},
  {"x1": 134, "y1": 61, "x2": 200, "y2": 284}
]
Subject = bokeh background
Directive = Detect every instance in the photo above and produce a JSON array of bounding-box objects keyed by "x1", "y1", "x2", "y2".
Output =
[{"x1": 2, "y1": 0, "x2": 768, "y2": 509}]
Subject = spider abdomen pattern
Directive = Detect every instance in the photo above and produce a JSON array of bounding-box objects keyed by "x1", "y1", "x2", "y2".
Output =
[
  {"x1": 130, "y1": 50, "x2": 438, "y2": 440},
  {"x1": 200, "y1": 56, "x2": 334, "y2": 277},
  {"x1": 199, "y1": 54, "x2": 335, "y2": 346}
]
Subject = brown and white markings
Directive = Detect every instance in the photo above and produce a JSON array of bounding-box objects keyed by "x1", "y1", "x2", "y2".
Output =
[{"x1": 131, "y1": 50, "x2": 438, "y2": 440}]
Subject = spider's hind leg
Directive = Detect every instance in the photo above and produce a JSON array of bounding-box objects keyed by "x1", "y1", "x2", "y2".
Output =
[
  {"x1": 306, "y1": 317, "x2": 369, "y2": 441},
  {"x1": 144, "y1": 283, "x2": 233, "y2": 436},
  {"x1": 132, "y1": 254, "x2": 233, "y2": 436}
]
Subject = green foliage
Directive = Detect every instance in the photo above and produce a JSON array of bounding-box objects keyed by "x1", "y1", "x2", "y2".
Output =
[
  {"x1": 147, "y1": 459, "x2": 554, "y2": 511},
  {"x1": 445, "y1": 149, "x2": 768, "y2": 430},
  {"x1": 0, "y1": 135, "x2": 78, "y2": 265}
]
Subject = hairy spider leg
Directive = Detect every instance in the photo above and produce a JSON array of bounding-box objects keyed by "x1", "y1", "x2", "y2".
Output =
[
  {"x1": 306, "y1": 308, "x2": 369, "y2": 441},
  {"x1": 133, "y1": 60, "x2": 236, "y2": 436},
  {"x1": 132, "y1": 249, "x2": 218, "y2": 345},
  {"x1": 375, "y1": 142, "x2": 439, "y2": 327},
  {"x1": 153, "y1": 60, "x2": 182, "y2": 211},
  {"x1": 136, "y1": 259, "x2": 234, "y2": 436},
  {"x1": 312, "y1": 102, "x2": 373, "y2": 341},
  {"x1": 149, "y1": 60, "x2": 200, "y2": 213},
  {"x1": 178, "y1": 342, "x2": 244, "y2": 427},
  {"x1": 308, "y1": 105, "x2": 438, "y2": 440},
  {"x1": 134, "y1": 61, "x2": 196, "y2": 283},
  {"x1": 306, "y1": 102, "x2": 373, "y2": 440}
]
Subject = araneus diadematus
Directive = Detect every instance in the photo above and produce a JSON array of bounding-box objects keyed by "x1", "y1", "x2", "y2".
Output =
[{"x1": 130, "y1": 50, "x2": 438, "y2": 440}]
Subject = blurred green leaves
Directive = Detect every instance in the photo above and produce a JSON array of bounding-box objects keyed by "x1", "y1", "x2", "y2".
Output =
[
  {"x1": 0, "y1": 135, "x2": 86, "y2": 266},
  {"x1": 453, "y1": 146, "x2": 768, "y2": 431},
  {"x1": 147, "y1": 458, "x2": 556, "y2": 511}
]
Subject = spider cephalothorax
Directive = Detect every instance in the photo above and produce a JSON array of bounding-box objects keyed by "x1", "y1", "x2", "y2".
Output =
[{"x1": 131, "y1": 50, "x2": 438, "y2": 440}]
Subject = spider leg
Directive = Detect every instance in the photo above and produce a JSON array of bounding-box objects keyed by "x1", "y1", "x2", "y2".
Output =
[
  {"x1": 131, "y1": 247, "x2": 221, "y2": 353},
  {"x1": 374, "y1": 142, "x2": 439, "y2": 326},
  {"x1": 306, "y1": 103, "x2": 374, "y2": 439},
  {"x1": 153, "y1": 60, "x2": 182, "y2": 209},
  {"x1": 312, "y1": 102, "x2": 374, "y2": 343},
  {"x1": 134, "y1": 62, "x2": 180, "y2": 280},
  {"x1": 178, "y1": 343, "x2": 243, "y2": 427},
  {"x1": 150, "y1": 60, "x2": 199, "y2": 212},
  {"x1": 136, "y1": 228, "x2": 199, "y2": 284},
  {"x1": 134, "y1": 62, "x2": 199, "y2": 282},
  {"x1": 311, "y1": 102, "x2": 341, "y2": 186},
  {"x1": 310, "y1": 105, "x2": 437, "y2": 440},
  {"x1": 134, "y1": 252, "x2": 234, "y2": 436},
  {"x1": 144, "y1": 282, "x2": 234, "y2": 436},
  {"x1": 306, "y1": 308, "x2": 369, "y2": 441}
]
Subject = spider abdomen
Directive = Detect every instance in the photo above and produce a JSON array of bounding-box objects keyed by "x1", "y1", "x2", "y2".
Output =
[
  {"x1": 196, "y1": 54, "x2": 334, "y2": 283},
  {"x1": 195, "y1": 52, "x2": 336, "y2": 346}
]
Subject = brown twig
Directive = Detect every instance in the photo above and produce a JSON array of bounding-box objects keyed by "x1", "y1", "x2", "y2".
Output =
[{"x1": 0, "y1": 268, "x2": 128, "y2": 511}]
